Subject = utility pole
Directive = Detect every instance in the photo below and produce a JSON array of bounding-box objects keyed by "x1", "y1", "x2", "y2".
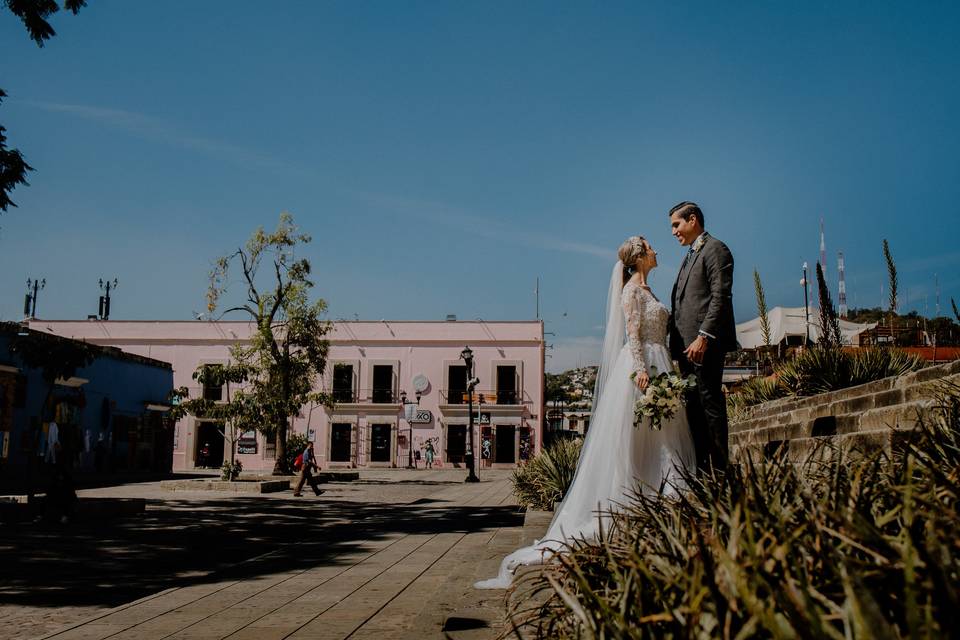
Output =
[
  {"x1": 935, "y1": 273, "x2": 940, "y2": 317},
  {"x1": 535, "y1": 277, "x2": 540, "y2": 320},
  {"x1": 23, "y1": 278, "x2": 45, "y2": 318},
  {"x1": 98, "y1": 278, "x2": 118, "y2": 320}
]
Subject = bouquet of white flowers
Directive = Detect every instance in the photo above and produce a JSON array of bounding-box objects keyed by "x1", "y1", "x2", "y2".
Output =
[{"x1": 629, "y1": 368, "x2": 697, "y2": 431}]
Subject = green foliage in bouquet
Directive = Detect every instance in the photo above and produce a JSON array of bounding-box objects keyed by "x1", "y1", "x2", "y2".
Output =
[
  {"x1": 630, "y1": 371, "x2": 697, "y2": 431},
  {"x1": 512, "y1": 438, "x2": 584, "y2": 511},
  {"x1": 508, "y1": 381, "x2": 960, "y2": 638}
]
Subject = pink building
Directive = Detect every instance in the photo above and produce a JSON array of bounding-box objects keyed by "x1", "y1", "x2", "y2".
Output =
[{"x1": 28, "y1": 319, "x2": 545, "y2": 472}]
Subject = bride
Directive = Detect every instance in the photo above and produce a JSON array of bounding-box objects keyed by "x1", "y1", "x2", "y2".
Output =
[{"x1": 475, "y1": 236, "x2": 696, "y2": 590}]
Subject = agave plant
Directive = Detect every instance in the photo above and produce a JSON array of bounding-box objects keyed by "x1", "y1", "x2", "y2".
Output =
[
  {"x1": 849, "y1": 347, "x2": 924, "y2": 386},
  {"x1": 508, "y1": 381, "x2": 960, "y2": 638},
  {"x1": 728, "y1": 375, "x2": 789, "y2": 421},
  {"x1": 512, "y1": 438, "x2": 584, "y2": 511},
  {"x1": 776, "y1": 346, "x2": 853, "y2": 395}
]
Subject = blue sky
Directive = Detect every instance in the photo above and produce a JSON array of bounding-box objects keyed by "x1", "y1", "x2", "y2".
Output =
[{"x1": 2, "y1": 1, "x2": 959, "y2": 371}]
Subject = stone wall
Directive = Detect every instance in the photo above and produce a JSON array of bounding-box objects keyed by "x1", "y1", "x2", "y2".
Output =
[{"x1": 729, "y1": 359, "x2": 960, "y2": 462}]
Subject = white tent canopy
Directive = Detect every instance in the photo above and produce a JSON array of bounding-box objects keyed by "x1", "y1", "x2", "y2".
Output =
[{"x1": 736, "y1": 306, "x2": 876, "y2": 349}]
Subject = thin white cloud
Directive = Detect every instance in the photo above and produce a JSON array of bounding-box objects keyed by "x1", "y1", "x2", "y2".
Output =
[
  {"x1": 28, "y1": 100, "x2": 298, "y2": 174},
  {"x1": 355, "y1": 191, "x2": 613, "y2": 260}
]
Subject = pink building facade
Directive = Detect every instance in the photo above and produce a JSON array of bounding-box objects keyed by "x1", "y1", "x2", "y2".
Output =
[{"x1": 28, "y1": 320, "x2": 545, "y2": 472}]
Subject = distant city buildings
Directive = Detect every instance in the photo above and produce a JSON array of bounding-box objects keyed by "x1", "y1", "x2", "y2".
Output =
[{"x1": 546, "y1": 366, "x2": 596, "y2": 437}]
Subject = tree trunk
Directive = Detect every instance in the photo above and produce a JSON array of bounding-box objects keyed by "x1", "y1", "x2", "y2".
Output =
[{"x1": 272, "y1": 364, "x2": 292, "y2": 475}]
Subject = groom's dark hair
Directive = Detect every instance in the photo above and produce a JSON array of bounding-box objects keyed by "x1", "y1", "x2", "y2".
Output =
[{"x1": 669, "y1": 201, "x2": 704, "y2": 227}]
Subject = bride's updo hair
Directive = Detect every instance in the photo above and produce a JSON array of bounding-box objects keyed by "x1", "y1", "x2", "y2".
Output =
[{"x1": 618, "y1": 236, "x2": 647, "y2": 287}]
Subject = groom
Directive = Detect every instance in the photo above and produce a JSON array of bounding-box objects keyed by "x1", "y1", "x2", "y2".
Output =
[{"x1": 668, "y1": 202, "x2": 736, "y2": 473}]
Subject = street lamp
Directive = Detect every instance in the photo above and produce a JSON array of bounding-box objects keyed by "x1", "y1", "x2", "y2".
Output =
[
  {"x1": 99, "y1": 278, "x2": 118, "y2": 320},
  {"x1": 801, "y1": 262, "x2": 810, "y2": 346},
  {"x1": 24, "y1": 278, "x2": 45, "y2": 319},
  {"x1": 399, "y1": 389, "x2": 421, "y2": 469},
  {"x1": 461, "y1": 346, "x2": 479, "y2": 483}
]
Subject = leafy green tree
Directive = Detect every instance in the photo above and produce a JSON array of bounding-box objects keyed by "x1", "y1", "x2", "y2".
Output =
[
  {"x1": 545, "y1": 372, "x2": 572, "y2": 404},
  {"x1": 205, "y1": 213, "x2": 332, "y2": 474},
  {"x1": 2, "y1": 1, "x2": 87, "y2": 212},
  {"x1": 169, "y1": 363, "x2": 253, "y2": 479},
  {"x1": 0, "y1": 90, "x2": 32, "y2": 212}
]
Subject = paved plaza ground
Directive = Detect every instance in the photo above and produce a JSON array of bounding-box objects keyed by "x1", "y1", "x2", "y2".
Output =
[{"x1": 1, "y1": 469, "x2": 548, "y2": 640}]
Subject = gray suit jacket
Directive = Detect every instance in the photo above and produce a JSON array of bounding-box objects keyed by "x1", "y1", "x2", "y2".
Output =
[{"x1": 669, "y1": 232, "x2": 737, "y2": 358}]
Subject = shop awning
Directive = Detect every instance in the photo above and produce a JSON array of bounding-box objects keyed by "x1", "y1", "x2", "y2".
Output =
[{"x1": 55, "y1": 376, "x2": 89, "y2": 388}]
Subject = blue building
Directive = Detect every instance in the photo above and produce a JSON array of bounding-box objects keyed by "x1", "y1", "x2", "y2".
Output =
[{"x1": 0, "y1": 323, "x2": 174, "y2": 488}]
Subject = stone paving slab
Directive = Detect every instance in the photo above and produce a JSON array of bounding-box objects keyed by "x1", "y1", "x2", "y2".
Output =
[{"x1": 21, "y1": 470, "x2": 540, "y2": 640}]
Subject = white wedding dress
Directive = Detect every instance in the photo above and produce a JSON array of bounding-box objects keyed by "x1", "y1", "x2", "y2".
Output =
[{"x1": 475, "y1": 263, "x2": 695, "y2": 590}]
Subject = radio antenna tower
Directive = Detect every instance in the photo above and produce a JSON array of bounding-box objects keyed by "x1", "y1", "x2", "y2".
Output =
[
  {"x1": 935, "y1": 273, "x2": 940, "y2": 317},
  {"x1": 838, "y1": 252, "x2": 847, "y2": 318},
  {"x1": 819, "y1": 218, "x2": 827, "y2": 278}
]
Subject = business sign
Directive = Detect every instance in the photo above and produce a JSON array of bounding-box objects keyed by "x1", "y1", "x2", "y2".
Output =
[
  {"x1": 410, "y1": 409, "x2": 433, "y2": 424},
  {"x1": 473, "y1": 412, "x2": 491, "y2": 425},
  {"x1": 237, "y1": 430, "x2": 258, "y2": 454}
]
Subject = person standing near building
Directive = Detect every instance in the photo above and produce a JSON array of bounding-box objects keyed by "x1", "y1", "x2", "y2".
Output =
[
  {"x1": 424, "y1": 440, "x2": 435, "y2": 469},
  {"x1": 293, "y1": 441, "x2": 323, "y2": 497}
]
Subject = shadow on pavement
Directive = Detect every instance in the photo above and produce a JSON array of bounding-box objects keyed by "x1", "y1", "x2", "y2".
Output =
[{"x1": 0, "y1": 491, "x2": 524, "y2": 610}]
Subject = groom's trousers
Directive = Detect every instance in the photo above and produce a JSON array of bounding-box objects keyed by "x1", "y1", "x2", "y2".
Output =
[{"x1": 679, "y1": 347, "x2": 729, "y2": 472}]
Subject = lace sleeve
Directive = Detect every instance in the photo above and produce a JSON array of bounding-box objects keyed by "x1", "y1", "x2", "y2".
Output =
[{"x1": 622, "y1": 284, "x2": 647, "y2": 375}]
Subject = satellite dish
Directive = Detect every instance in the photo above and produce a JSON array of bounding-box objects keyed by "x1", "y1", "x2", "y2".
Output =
[{"x1": 412, "y1": 374, "x2": 429, "y2": 393}]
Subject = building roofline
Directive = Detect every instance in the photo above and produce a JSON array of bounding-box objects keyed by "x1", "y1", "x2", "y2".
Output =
[
  {"x1": 30, "y1": 319, "x2": 543, "y2": 325},
  {"x1": 1, "y1": 322, "x2": 173, "y2": 370}
]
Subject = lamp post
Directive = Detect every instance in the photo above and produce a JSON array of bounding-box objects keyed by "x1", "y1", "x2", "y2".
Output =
[
  {"x1": 99, "y1": 278, "x2": 118, "y2": 320},
  {"x1": 461, "y1": 346, "x2": 480, "y2": 483},
  {"x1": 801, "y1": 262, "x2": 810, "y2": 346},
  {"x1": 399, "y1": 389, "x2": 421, "y2": 469},
  {"x1": 24, "y1": 278, "x2": 45, "y2": 319}
]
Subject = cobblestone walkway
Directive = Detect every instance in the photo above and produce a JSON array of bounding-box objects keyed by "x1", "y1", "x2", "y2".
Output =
[{"x1": 1, "y1": 470, "x2": 539, "y2": 640}]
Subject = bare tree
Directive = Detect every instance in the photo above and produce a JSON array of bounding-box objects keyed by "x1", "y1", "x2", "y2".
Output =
[{"x1": 205, "y1": 213, "x2": 332, "y2": 474}]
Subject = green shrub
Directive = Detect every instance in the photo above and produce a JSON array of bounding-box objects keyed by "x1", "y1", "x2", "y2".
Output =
[
  {"x1": 285, "y1": 432, "x2": 311, "y2": 472},
  {"x1": 512, "y1": 438, "x2": 584, "y2": 511},
  {"x1": 509, "y1": 381, "x2": 960, "y2": 638},
  {"x1": 748, "y1": 346, "x2": 926, "y2": 402},
  {"x1": 727, "y1": 375, "x2": 789, "y2": 422},
  {"x1": 776, "y1": 346, "x2": 852, "y2": 395},
  {"x1": 849, "y1": 347, "x2": 924, "y2": 386},
  {"x1": 220, "y1": 458, "x2": 242, "y2": 480}
]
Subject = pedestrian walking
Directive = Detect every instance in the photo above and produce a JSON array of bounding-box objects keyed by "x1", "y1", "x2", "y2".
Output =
[
  {"x1": 424, "y1": 440, "x2": 435, "y2": 469},
  {"x1": 293, "y1": 441, "x2": 323, "y2": 497}
]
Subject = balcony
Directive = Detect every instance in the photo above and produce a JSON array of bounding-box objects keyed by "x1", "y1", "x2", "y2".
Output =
[
  {"x1": 439, "y1": 389, "x2": 523, "y2": 406},
  {"x1": 328, "y1": 388, "x2": 399, "y2": 407}
]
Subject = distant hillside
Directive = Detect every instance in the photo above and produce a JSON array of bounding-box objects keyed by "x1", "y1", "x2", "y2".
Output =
[{"x1": 546, "y1": 366, "x2": 598, "y2": 409}]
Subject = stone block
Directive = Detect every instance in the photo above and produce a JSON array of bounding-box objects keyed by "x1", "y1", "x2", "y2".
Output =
[
  {"x1": 834, "y1": 414, "x2": 861, "y2": 434},
  {"x1": 872, "y1": 389, "x2": 905, "y2": 408},
  {"x1": 859, "y1": 401, "x2": 933, "y2": 432},
  {"x1": 899, "y1": 360, "x2": 960, "y2": 386},
  {"x1": 829, "y1": 394, "x2": 876, "y2": 415}
]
